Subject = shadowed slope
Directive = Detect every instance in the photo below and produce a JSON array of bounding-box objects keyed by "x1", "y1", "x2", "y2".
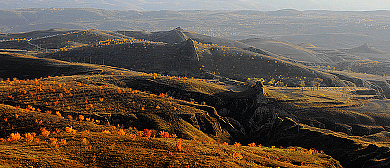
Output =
[{"x1": 0, "y1": 53, "x2": 92, "y2": 79}]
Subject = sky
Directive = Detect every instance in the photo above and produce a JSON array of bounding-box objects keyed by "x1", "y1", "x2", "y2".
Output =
[{"x1": 0, "y1": 0, "x2": 389, "y2": 11}]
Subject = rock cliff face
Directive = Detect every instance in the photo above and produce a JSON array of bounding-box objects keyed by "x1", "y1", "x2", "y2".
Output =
[
  {"x1": 111, "y1": 75, "x2": 390, "y2": 168},
  {"x1": 193, "y1": 81, "x2": 390, "y2": 167},
  {"x1": 330, "y1": 72, "x2": 390, "y2": 99},
  {"x1": 215, "y1": 83, "x2": 390, "y2": 168}
]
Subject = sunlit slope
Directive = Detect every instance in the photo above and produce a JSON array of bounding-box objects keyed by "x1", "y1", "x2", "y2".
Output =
[
  {"x1": 1, "y1": 28, "x2": 350, "y2": 87},
  {"x1": 0, "y1": 53, "x2": 343, "y2": 168},
  {"x1": 119, "y1": 28, "x2": 187, "y2": 44},
  {"x1": 0, "y1": 29, "x2": 122, "y2": 51},
  {"x1": 194, "y1": 41, "x2": 347, "y2": 87},
  {"x1": 118, "y1": 27, "x2": 251, "y2": 48},
  {"x1": 262, "y1": 86, "x2": 390, "y2": 167},
  {"x1": 0, "y1": 28, "x2": 74, "y2": 41},
  {"x1": 1, "y1": 46, "x2": 387, "y2": 168},
  {"x1": 240, "y1": 38, "x2": 326, "y2": 63},
  {"x1": 39, "y1": 34, "x2": 347, "y2": 87},
  {"x1": 0, "y1": 52, "x2": 230, "y2": 141},
  {"x1": 0, "y1": 103, "x2": 341, "y2": 167},
  {"x1": 116, "y1": 28, "x2": 350, "y2": 86}
]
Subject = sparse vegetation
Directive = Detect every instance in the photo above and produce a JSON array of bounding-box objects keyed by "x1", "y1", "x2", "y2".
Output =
[{"x1": 1, "y1": 24, "x2": 390, "y2": 167}]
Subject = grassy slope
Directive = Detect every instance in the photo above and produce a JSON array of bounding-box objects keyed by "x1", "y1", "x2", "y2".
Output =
[
  {"x1": 194, "y1": 42, "x2": 346, "y2": 87},
  {"x1": 267, "y1": 86, "x2": 390, "y2": 130},
  {"x1": 263, "y1": 86, "x2": 390, "y2": 167},
  {"x1": 3, "y1": 29, "x2": 390, "y2": 167},
  {"x1": 0, "y1": 103, "x2": 341, "y2": 167},
  {"x1": 41, "y1": 38, "x2": 201, "y2": 77},
  {"x1": 0, "y1": 53, "x2": 342, "y2": 167},
  {"x1": 240, "y1": 38, "x2": 323, "y2": 63}
]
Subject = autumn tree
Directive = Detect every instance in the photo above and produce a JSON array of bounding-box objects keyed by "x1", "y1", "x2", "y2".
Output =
[
  {"x1": 299, "y1": 81, "x2": 305, "y2": 92},
  {"x1": 312, "y1": 78, "x2": 323, "y2": 90}
]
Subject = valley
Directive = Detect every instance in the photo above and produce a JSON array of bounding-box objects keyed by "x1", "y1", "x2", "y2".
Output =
[{"x1": 0, "y1": 25, "x2": 390, "y2": 167}]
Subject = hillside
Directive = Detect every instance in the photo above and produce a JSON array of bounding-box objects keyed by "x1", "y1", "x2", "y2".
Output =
[
  {"x1": 240, "y1": 38, "x2": 325, "y2": 63},
  {"x1": 340, "y1": 43, "x2": 385, "y2": 54},
  {"x1": 193, "y1": 40, "x2": 346, "y2": 87},
  {"x1": 2, "y1": 27, "x2": 389, "y2": 91},
  {"x1": 0, "y1": 29, "x2": 122, "y2": 52},
  {"x1": 0, "y1": 51, "x2": 389, "y2": 167},
  {"x1": 2, "y1": 27, "x2": 390, "y2": 167},
  {"x1": 119, "y1": 27, "x2": 251, "y2": 48},
  {"x1": 20, "y1": 28, "x2": 347, "y2": 88},
  {"x1": 338, "y1": 43, "x2": 390, "y2": 62},
  {"x1": 0, "y1": 52, "x2": 94, "y2": 79},
  {"x1": 42, "y1": 38, "x2": 201, "y2": 77},
  {"x1": 0, "y1": 52, "x2": 344, "y2": 167}
]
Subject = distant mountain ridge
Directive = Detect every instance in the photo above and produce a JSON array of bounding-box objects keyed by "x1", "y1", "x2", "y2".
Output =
[
  {"x1": 1, "y1": 0, "x2": 389, "y2": 11},
  {"x1": 1, "y1": 8, "x2": 390, "y2": 53},
  {"x1": 121, "y1": 27, "x2": 251, "y2": 49}
]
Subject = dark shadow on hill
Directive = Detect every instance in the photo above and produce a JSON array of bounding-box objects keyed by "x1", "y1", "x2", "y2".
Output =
[
  {"x1": 42, "y1": 38, "x2": 202, "y2": 77},
  {"x1": 0, "y1": 53, "x2": 92, "y2": 79}
]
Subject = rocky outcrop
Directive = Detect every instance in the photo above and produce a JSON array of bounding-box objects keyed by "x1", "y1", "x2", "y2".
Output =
[{"x1": 118, "y1": 76, "x2": 390, "y2": 168}]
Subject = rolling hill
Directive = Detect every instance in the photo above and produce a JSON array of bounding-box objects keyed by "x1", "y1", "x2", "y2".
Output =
[
  {"x1": 2, "y1": 27, "x2": 390, "y2": 167},
  {"x1": 240, "y1": 38, "x2": 325, "y2": 63},
  {"x1": 0, "y1": 52, "x2": 346, "y2": 167},
  {"x1": 2, "y1": 27, "x2": 389, "y2": 91},
  {"x1": 20, "y1": 28, "x2": 346, "y2": 88},
  {"x1": 0, "y1": 49, "x2": 389, "y2": 167}
]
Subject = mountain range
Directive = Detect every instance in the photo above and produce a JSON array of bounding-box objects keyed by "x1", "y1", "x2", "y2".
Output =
[
  {"x1": 1, "y1": 0, "x2": 390, "y2": 11},
  {"x1": 1, "y1": 8, "x2": 390, "y2": 54}
]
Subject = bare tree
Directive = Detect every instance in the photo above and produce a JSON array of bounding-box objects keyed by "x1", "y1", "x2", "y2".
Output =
[
  {"x1": 312, "y1": 78, "x2": 323, "y2": 90},
  {"x1": 299, "y1": 81, "x2": 305, "y2": 92}
]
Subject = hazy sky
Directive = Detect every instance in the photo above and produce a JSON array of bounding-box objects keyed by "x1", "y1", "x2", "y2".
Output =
[{"x1": 0, "y1": 0, "x2": 389, "y2": 11}]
